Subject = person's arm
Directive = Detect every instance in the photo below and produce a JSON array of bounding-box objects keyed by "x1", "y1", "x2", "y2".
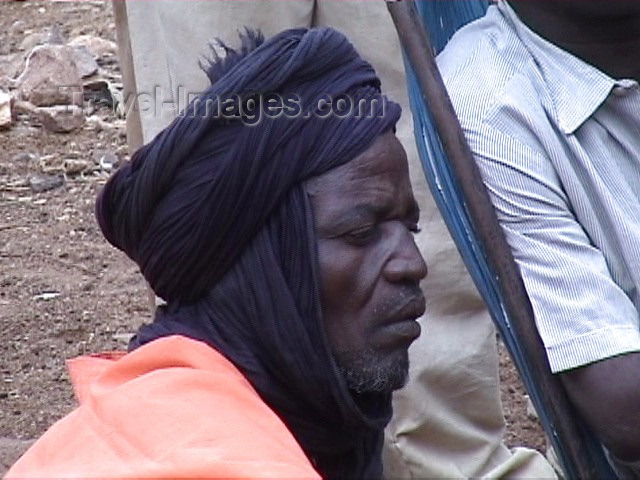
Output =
[
  {"x1": 561, "y1": 352, "x2": 640, "y2": 462},
  {"x1": 468, "y1": 121, "x2": 640, "y2": 461}
]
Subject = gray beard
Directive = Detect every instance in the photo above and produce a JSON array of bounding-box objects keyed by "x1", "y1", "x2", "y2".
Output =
[{"x1": 335, "y1": 348, "x2": 410, "y2": 394}]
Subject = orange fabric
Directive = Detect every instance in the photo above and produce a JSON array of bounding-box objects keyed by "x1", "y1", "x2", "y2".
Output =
[{"x1": 6, "y1": 336, "x2": 320, "y2": 479}]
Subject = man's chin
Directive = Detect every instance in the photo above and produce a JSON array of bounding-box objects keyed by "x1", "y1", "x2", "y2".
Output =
[{"x1": 336, "y1": 349, "x2": 410, "y2": 394}]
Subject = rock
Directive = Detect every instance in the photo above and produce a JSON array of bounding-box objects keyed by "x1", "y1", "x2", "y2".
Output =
[
  {"x1": 0, "y1": 75, "x2": 13, "y2": 93},
  {"x1": 32, "y1": 292, "x2": 61, "y2": 301},
  {"x1": 93, "y1": 150, "x2": 119, "y2": 171},
  {"x1": 0, "y1": 437, "x2": 34, "y2": 475},
  {"x1": 46, "y1": 25, "x2": 66, "y2": 46},
  {"x1": 69, "y1": 35, "x2": 117, "y2": 59},
  {"x1": 9, "y1": 20, "x2": 27, "y2": 36},
  {"x1": 86, "y1": 115, "x2": 125, "y2": 135},
  {"x1": 11, "y1": 99, "x2": 37, "y2": 118},
  {"x1": 85, "y1": 114, "x2": 108, "y2": 132},
  {"x1": 0, "y1": 53, "x2": 26, "y2": 81},
  {"x1": 11, "y1": 152, "x2": 37, "y2": 163},
  {"x1": 18, "y1": 45, "x2": 82, "y2": 107},
  {"x1": 18, "y1": 32, "x2": 48, "y2": 52},
  {"x1": 29, "y1": 174, "x2": 64, "y2": 193},
  {"x1": 83, "y1": 80, "x2": 114, "y2": 110},
  {"x1": 63, "y1": 159, "x2": 91, "y2": 175},
  {"x1": 19, "y1": 26, "x2": 64, "y2": 52},
  {"x1": 71, "y1": 46, "x2": 98, "y2": 79},
  {"x1": 112, "y1": 332, "x2": 134, "y2": 343},
  {"x1": 37, "y1": 105, "x2": 84, "y2": 133},
  {"x1": 0, "y1": 90, "x2": 11, "y2": 129}
]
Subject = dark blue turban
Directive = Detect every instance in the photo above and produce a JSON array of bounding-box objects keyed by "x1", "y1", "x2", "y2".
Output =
[{"x1": 97, "y1": 27, "x2": 401, "y2": 479}]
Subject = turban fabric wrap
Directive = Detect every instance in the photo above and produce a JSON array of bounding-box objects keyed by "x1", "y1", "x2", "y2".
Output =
[{"x1": 96, "y1": 27, "x2": 401, "y2": 479}]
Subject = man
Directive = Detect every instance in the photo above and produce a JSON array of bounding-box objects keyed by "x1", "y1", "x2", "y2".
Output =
[
  {"x1": 438, "y1": 0, "x2": 640, "y2": 476},
  {"x1": 7, "y1": 27, "x2": 427, "y2": 479},
  {"x1": 113, "y1": 2, "x2": 556, "y2": 477}
]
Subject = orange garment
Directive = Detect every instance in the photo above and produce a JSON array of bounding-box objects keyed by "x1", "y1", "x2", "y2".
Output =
[{"x1": 6, "y1": 335, "x2": 320, "y2": 479}]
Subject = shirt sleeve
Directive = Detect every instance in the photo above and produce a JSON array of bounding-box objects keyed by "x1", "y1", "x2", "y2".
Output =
[{"x1": 467, "y1": 122, "x2": 640, "y2": 372}]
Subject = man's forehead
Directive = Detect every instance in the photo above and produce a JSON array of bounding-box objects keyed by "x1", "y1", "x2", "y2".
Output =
[
  {"x1": 341, "y1": 156, "x2": 400, "y2": 184},
  {"x1": 308, "y1": 166, "x2": 418, "y2": 233},
  {"x1": 309, "y1": 159, "x2": 406, "y2": 203},
  {"x1": 349, "y1": 133, "x2": 405, "y2": 171},
  {"x1": 312, "y1": 132, "x2": 406, "y2": 184},
  {"x1": 308, "y1": 133, "x2": 413, "y2": 206}
]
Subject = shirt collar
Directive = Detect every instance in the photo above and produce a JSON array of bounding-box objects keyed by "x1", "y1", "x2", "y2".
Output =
[{"x1": 498, "y1": 1, "x2": 630, "y2": 134}]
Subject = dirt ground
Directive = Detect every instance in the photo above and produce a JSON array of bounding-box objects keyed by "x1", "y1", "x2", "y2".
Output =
[{"x1": 0, "y1": 0, "x2": 547, "y2": 473}]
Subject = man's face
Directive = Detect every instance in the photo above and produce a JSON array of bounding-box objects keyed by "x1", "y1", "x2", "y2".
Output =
[{"x1": 306, "y1": 131, "x2": 427, "y2": 394}]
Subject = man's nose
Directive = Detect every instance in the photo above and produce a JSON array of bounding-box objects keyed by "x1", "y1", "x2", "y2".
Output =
[{"x1": 383, "y1": 228, "x2": 428, "y2": 284}]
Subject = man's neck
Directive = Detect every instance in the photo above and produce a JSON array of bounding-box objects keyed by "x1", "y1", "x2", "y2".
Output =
[{"x1": 508, "y1": 1, "x2": 640, "y2": 82}]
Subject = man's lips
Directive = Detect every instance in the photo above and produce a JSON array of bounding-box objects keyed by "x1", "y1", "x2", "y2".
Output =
[
  {"x1": 385, "y1": 294, "x2": 426, "y2": 326},
  {"x1": 377, "y1": 293, "x2": 426, "y2": 344}
]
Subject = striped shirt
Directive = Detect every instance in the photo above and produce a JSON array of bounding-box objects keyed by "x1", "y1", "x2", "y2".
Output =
[{"x1": 437, "y1": 1, "x2": 640, "y2": 372}]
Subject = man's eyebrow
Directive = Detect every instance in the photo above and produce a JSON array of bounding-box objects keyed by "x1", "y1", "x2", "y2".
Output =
[
  {"x1": 323, "y1": 204, "x2": 386, "y2": 233},
  {"x1": 332, "y1": 201, "x2": 419, "y2": 229}
]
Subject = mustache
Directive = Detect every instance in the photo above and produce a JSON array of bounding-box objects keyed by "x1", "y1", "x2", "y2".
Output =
[{"x1": 374, "y1": 285, "x2": 426, "y2": 323}]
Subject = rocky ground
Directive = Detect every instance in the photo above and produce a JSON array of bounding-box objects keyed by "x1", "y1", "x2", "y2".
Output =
[{"x1": 0, "y1": 0, "x2": 546, "y2": 474}]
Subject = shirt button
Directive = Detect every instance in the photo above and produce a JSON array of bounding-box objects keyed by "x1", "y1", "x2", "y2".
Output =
[{"x1": 612, "y1": 79, "x2": 638, "y2": 96}]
